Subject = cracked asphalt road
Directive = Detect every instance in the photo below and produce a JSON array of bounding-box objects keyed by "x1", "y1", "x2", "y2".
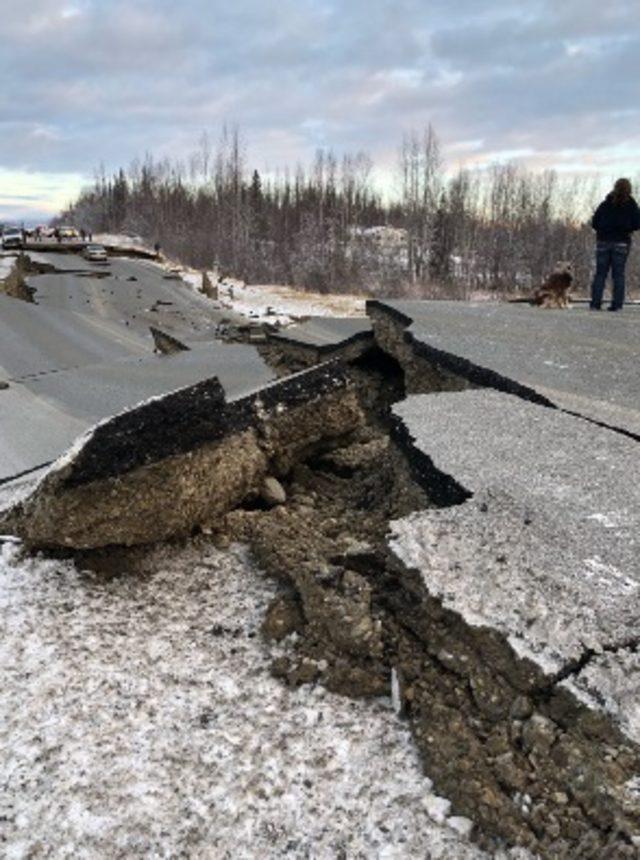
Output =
[
  {"x1": 0, "y1": 253, "x2": 273, "y2": 484},
  {"x1": 369, "y1": 299, "x2": 640, "y2": 436}
]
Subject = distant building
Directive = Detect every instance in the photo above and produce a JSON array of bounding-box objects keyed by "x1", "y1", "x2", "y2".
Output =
[{"x1": 348, "y1": 225, "x2": 408, "y2": 247}]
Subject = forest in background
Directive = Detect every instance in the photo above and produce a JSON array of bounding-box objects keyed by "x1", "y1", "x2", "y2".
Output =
[{"x1": 57, "y1": 126, "x2": 640, "y2": 298}]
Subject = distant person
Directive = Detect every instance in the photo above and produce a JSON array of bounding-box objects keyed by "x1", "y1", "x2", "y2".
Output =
[
  {"x1": 154, "y1": 242, "x2": 161, "y2": 257},
  {"x1": 80, "y1": 228, "x2": 86, "y2": 241},
  {"x1": 590, "y1": 178, "x2": 640, "y2": 311}
]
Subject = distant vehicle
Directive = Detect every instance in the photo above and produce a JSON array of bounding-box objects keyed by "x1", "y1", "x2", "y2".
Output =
[
  {"x1": 58, "y1": 225, "x2": 80, "y2": 240},
  {"x1": 2, "y1": 227, "x2": 23, "y2": 250},
  {"x1": 82, "y1": 244, "x2": 108, "y2": 262}
]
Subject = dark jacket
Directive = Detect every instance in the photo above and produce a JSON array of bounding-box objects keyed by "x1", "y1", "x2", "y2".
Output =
[{"x1": 592, "y1": 194, "x2": 640, "y2": 244}]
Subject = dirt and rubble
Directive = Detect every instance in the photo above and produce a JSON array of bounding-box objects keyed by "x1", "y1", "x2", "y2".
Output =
[
  {"x1": 2, "y1": 363, "x2": 363, "y2": 548},
  {"x1": 0, "y1": 255, "x2": 37, "y2": 302}
]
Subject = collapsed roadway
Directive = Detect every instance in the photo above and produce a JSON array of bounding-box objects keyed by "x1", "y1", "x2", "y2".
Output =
[{"x1": 1, "y1": 251, "x2": 639, "y2": 857}]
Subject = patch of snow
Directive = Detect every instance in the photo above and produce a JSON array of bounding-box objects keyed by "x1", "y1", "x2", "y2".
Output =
[
  {"x1": 586, "y1": 511, "x2": 629, "y2": 529},
  {"x1": 174, "y1": 266, "x2": 365, "y2": 327},
  {"x1": 220, "y1": 280, "x2": 366, "y2": 326},
  {"x1": 93, "y1": 233, "x2": 149, "y2": 253},
  {"x1": 0, "y1": 253, "x2": 18, "y2": 282},
  {"x1": 391, "y1": 667, "x2": 402, "y2": 715},
  {"x1": 179, "y1": 270, "x2": 204, "y2": 294},
  {"x1": 0, "y1": 539, "x2": 525, "y2": 857}
]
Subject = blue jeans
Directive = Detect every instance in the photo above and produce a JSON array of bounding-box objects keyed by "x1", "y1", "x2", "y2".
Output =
[{"x1": 590, "y1": 241, "x2": 629, "y2": 309}]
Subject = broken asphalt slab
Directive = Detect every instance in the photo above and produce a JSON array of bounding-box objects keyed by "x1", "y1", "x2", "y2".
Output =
[
  {"x1": 270, "y1": 316, "x2": 372, "y2": 352},
  {"x1": 390, "y1": 389, "x2": 640, "y2": 696},
  {"x1": 367, "y1": 299, "x2": 640, "y2": 437},
  {"x1": 0, "y1": 345, "x2": 276, "y2": 485},
  {"x1": 385, "y1": 389, "x2": 640, "y2": 851},
  {"x1": 1, "y1": 361, "x2": 363, "y2": 547}
]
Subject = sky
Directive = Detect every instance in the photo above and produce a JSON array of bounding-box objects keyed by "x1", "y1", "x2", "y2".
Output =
[{"x1": 0, "y1": 0, "x2": 638, "y2": 222}]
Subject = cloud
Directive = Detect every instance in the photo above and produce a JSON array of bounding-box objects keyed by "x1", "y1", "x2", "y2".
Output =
[
  {"x1": 0, "y1": 166, "x2": 84, "y2": 222},
  {"x1": 0, "y1": 0, "x2": 638, "y2": 214}
]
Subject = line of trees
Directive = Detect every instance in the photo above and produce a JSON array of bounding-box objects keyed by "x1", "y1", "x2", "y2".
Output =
[{"x1": 58, "y1": 125, "x2": 639, "y2": 297}]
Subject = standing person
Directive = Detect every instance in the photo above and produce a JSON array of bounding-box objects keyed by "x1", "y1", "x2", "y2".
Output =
[{"x1": 590, "y1": 178, "x2": 640, "y2": 311}]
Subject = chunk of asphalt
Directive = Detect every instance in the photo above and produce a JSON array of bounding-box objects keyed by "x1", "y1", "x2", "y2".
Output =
[
  {"x1": 268, "y1": 317, "x2": 373, "y2": 366},
  {"x1": 1, "y1": 361, "x2": 363, "y2": 548},
  {"x1": 385, "y1": 389, "x2": 640, "y2": 852},
  {"x1": 149, "y1": 325, "x2": 190, "y2": 355}
]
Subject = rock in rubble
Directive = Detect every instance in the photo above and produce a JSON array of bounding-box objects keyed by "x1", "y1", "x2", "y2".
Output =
[
  {"x1": 261, "y1": 476, "x2": 287, "y2": 507},
  {"x1": 262, "y1": 593, "x2": 305, "y2": 641}
]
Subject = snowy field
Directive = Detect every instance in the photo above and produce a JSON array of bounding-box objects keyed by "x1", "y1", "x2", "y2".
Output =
[{"x1": 0, "y1": 538, "x2": 529, "y2": 859}]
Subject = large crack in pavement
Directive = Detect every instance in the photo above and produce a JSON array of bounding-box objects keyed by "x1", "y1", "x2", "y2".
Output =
[
  {"x1": 2, "y1": 294, "x2": 639, "y2": 856},
  {"x1": 367, "y1": 300, "x2": 640, "y2": 441},
  {"x1": 236, "y1": 328, "x2": 640, "y2": 856}
]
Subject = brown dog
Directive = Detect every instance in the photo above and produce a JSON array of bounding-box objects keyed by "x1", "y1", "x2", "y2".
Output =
[{"x1": 532, "y1": 262, "x2": 574, "y2": 308}]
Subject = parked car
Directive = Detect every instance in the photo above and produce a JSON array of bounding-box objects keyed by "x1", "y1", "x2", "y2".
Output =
[
  {"x1": 2, "y1": 228, "x2": 23, "y2": 250},
  {"x1": 58, "y1": 225, "x2": 79, "y2": 239},
  {"x1": 82, "y1": 244, "x2": 108, "y2": 262}
]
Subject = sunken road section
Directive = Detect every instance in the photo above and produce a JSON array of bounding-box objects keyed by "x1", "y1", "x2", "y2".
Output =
[
  {"x1": 265, "y1": 316, "x2": 373, "y2": 370},
  {"x1": 251, "y1": 299, "x2": 640, "y2": 854}
]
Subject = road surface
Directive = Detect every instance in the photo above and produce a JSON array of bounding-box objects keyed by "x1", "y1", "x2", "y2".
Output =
[
  {"x1": 368, "y1": 299, "x2": 640, "y2": 437},
  {"x1": 26, "y1": 255, "x2": 232, "y2": 341},
  {"x1": 0, "y1": 253, "x2": 274, "y2": 484}
]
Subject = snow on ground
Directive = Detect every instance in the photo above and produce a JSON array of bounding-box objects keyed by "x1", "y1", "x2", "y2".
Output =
[
  {"x1": 0, "y1": 539, "x2": 526, "y2": 859},
  {"x1": 180, "y1": 270, "x2": 366, "y2": 326},
  {"x1": 0, "y1": 253, "x2": 18, "y2": 283},
  {"x1": 218, "y1": 281, "x2": 366, "y2": 325},
  {"x1": 93, "y1": 233, "x2": 149, "y2": 253}
]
